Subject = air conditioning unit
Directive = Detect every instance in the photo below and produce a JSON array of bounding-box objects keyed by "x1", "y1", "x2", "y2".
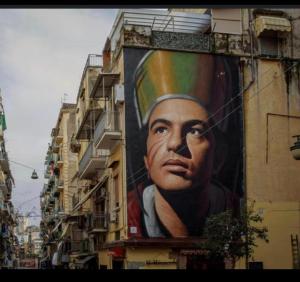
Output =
[{"x1": 114, "y1": 85, "x2": 124, "y2": 105}]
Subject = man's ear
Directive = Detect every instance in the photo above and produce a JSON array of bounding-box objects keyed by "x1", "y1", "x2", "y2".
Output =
[{"x1": 144, "y1": 156, "x2": 149, "y2": 171}]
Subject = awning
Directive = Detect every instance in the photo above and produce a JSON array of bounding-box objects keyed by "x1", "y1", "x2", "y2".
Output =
[
  {"x1": 51, "y1": 220, "x2": 62, "y2": 234},
  {"x1": 59, "y1": 223, "x2": 70, "y2": 240},
  {"x1": 255, "y1": 16, "x2": 291, "y2": 37},
  {"x1": 75, "y1": 255, "x2": 96, "y2": 266},
  {"x1": 72, "y1": 174, "x2": 108, "y2": 212}
]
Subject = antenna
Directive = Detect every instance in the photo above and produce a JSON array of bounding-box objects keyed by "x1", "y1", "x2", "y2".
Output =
[{"x1": 61, "y1": 93, "x2": 68, "y2": 105}]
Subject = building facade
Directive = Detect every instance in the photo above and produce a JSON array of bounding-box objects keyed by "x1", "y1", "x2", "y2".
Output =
[
  {"x1": 0, "y1": 91, "x2": 18, "y2": 269},
  {"x1": 40, "y1": 8, "x2": 300, "y2": 269}
]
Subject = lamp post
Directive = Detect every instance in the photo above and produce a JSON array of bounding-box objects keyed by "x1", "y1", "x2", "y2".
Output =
[
  {"x1": 290, "y1": 135, "x2": 300, "y2": 160},
  {"x1": 9, "y1": 160, "x2": 39, "y2": 179}
]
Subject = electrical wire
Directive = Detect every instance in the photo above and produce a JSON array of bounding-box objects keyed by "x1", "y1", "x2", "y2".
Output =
[
  {"x1": 39, "y1": 59, "x2": 299, "y2": 216},
  {"x1": 125, "y1": 57, "x2": 290, "y2": 182},
  {"x1": 125, "y1": 60, "x2": 299, "y2": 188}
]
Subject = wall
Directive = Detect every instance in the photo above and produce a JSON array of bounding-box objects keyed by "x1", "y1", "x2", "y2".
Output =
[
  {"x1": 244, "y1": 59, "x2": 300, "y2": 268},
  {"x1": 126, "y1": 248, "x2": 176, "y2": 269},
  {"x1": 123, "y1": 47, "x2": 243, "y2": 239}
]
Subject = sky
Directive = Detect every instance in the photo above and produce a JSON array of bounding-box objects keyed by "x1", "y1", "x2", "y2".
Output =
[{"x1": 0, "y1": 9, "x2": 118, "y2": 225}]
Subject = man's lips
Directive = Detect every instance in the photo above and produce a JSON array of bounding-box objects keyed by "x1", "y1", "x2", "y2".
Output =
[{"x1": 163, "y1": 159, "x2": 189, "y2": 173}]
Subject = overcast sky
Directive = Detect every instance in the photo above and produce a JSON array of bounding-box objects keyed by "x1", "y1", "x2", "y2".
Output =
[{"x1": 0, "y1": 9, "x2": 118, "y2": 225}]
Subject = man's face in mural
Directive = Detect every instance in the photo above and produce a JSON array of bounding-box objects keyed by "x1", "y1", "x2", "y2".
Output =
[{"x1": 144, "y1": 99, "x2": 215, "y2": 191}]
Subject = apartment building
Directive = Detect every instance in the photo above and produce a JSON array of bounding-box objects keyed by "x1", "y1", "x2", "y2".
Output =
[
  {"x1": 0, "y1": 92, "x2": 17, "y2": 268},
  {"x1": 40, "y1": 8, "x2": 300, "y2": 269}
]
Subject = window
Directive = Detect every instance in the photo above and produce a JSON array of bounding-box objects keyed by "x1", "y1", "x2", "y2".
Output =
[{"x1": 258, "y1": 36, "x2": 282, "y2": 57}]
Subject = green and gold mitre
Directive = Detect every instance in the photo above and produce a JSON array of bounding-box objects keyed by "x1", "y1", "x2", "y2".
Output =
[{"x1": 134, "y1": 50, "x2": 218, "y2": 128}]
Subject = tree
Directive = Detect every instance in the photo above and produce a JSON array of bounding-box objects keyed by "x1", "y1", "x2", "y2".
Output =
[{"x1": 200, "y1": 201, "x2": 269, "y2": 269}]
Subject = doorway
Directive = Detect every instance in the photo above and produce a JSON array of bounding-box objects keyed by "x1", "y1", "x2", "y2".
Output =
[{"x1": 112, "y1": 259, "x2": 124, "y2": 269}]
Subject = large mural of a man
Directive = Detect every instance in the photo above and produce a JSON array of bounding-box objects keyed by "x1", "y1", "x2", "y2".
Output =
[{"x1": 125, "y1": 49, "x2": 242, "y2": 239}]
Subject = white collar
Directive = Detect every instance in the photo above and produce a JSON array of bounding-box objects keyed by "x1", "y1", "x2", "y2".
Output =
[{"x1": 142, "y1": 185, "x2": 165, "y2": 238}]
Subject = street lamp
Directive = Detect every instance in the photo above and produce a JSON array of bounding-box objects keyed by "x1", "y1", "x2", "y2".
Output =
[
  {"x1": 31, "y1": 170, "x2": 38, "y2": 179},
  {"x1": 290, "y1": 135, "x2": 300, "y2": 160},
  {"x1": 9, "y1": 160, "x2": 39, "y2": 179}
]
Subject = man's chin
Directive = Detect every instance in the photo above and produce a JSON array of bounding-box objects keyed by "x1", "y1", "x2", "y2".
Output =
[{"x1": 155, "y1": 174, "x2": 193, "y2": 191}]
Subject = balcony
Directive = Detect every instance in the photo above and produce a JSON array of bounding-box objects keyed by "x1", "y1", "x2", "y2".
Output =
[
  {"x1": 52, "y1": 144, "x2": 60, "y2": 154},
  {"x1": 0, "y1": 181, "x2": 8, "y2": 198},
  {"x1": 46, "y1": 214, "x2": 56, "y2": 226},
  {"x1": 89, "y1": 73, "x2": 120, "y2": 98},
  {"x1": 85, "y1": 54, "x2": 102, "y2": 70},
  {"x1": 55, "y1": 135, "x2": 63, "y2": 145},
  {"x1": 42, "y1": 183, "x2": 47, "y2": 193},
  {"x1": 2, "y1": 202, "x2": 9, "y2": 215},
  {"x1": 56, "y1": 156, "x2": 63, "y2": 169},
  {"x1": 94, "y1": 111, "x2": 121, "y2": 151},
  {"x1": 75, "y1": 100, "x2": 104, "y2": 140},
  {"x1": 0, "y1": 150, "x2": 9, "y2": 173},
  {"x1": 54, "y1": 206, "x2": 65, "y2": 217},
  {"x1": 78, "y1": 142, "x2": 109, "y2": 180},
  {"x1": 113, "y1": 9, "x2": 210, "y2": 35},
  {"x1": 53, "y1": 181, "x2": 61, "y2": 197},
  {"x1": 51, "y1": 127, "x2": 63, "y2": 145},
  {"x1": 48, "y1": 193, "x2": 55, "y2": 205},
  {"x1": 57, "y1": 179, "x2": 64, "y2": 192},
  {"x1": 71, "y1": 241, "x2": 81, "y2": 252},
  {"x1": 72, "y1": 194, "x2": 79, "y2": 209},
  {"x1": 70, "y1": 135, "x2": 81, "y2": 153},
  {"x1": 53, "y1": 185, "x2": 60, "y2": 198},
  {"x1": 80, "y1": 239, "x2": 90, "y2": 254},
  {"x1": 87, "y1": 213, "x2": 108, "y2": 233}
]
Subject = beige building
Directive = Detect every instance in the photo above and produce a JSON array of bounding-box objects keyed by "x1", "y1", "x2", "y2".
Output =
[
  {"x1": 0, "y1": 91, "x2": 17, "y2": 269},
  {"x1": 40, "y1": 8, "x2": 300, "y2": 269},
  {"x1": 40, "y1": 103, "x2": 78, "y2": 267}
]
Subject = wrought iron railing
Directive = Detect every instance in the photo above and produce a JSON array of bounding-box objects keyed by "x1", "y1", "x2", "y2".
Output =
[
  {"x1": 87, "y1": 213, "x2": 108, "y2": 230},
  {"x1": 109, "y1": 9, "x2": 211, "y2": 51}
]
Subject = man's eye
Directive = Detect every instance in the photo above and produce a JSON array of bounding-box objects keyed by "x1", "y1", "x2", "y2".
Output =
[
  {"x1": 154, "y1": 127, "x2": 168, "y2": 134},
  {"x1": 188, "y1": 128, "x2": 204, "y2": 137}
]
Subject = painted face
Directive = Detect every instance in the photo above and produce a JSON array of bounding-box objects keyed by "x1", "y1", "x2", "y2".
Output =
[{"x1": 144, "y1": 99, "x2": 215, "y2": 191}]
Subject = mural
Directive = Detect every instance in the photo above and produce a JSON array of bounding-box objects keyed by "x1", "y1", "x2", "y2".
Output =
[{"x1": 124, "y1": 48, "x2": 243, "y2": 239}]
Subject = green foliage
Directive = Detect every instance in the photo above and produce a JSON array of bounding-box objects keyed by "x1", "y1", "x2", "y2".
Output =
[{"x1": 200, "y1": 201, "x2": 269, "y2": 266}]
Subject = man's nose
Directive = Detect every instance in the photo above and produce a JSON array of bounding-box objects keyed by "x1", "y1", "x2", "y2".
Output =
[{"x1": 167, "y1": 129, "x2": 183, "y2": 152}]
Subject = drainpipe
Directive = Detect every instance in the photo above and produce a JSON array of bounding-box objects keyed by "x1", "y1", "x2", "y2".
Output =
[{"x1": 242, "y1": 8, "x2": 256, "y2": 270}]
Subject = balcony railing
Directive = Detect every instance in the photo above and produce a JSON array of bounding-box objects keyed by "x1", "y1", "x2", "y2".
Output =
[
  {"x1": 71, "y1": 241, "x2": 81, "y2": 252},
  {"x1": 78, "y1": 142, "x2": 109, "y2": 179},
  {"x1": 85, "y1": 54, "x2": 102, "y2": 69},
  {"x1": 54, "y1": 177, "x2": 64, "y2": 192},
  {"x1": 89, "y1": 73, "x2": 120, "y2": 98},
  {"x1": 54, "y1": 206, "x2": 64, "y2": 217},
  {"x1": 109, "y1": 9, "x2": 211, "y2": 53},
  {"x1": 75, "y1": 100, "x2": 104, "y2": 140},
  {"x1": 87, "y1": 213, "x2": 108, "y2": 232},
  {"x1": 94, "y1": 111, "x2": 121, "y2": 150},
  {"x1": 70, "y1": 134, "x2": 81, "y2": 153},
  {"x1": 80, "y1": 239, "x2": 90, "y2": 253}
]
